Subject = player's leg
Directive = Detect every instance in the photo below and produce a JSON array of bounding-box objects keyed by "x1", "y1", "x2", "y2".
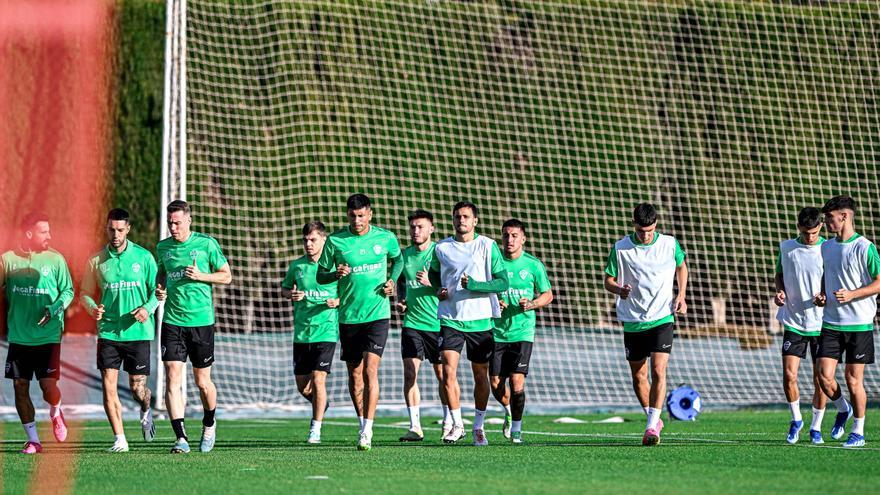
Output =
[
  {"x1": 12, "y1": 375, "x2": 41, "y2": 453},
  {"x1": 162, "y1": 323, "x2": 190, "y2": 453},
  {"x1": 628, "y1": 359, "x2": 649, "y2": 411},
  {"x1": 401, "y1": 357, "x2": 424, "y2": 441},
  {"x1": 440, "y1": 326, "x2": 466, "y2": 443},
  {"x1": 193, "y1": 365, "x2": 217, "y2": 452},
  {"x1": 816, "y1": 329, "x2": 851, "y2": 440},
  {"x1": 37, "y1": 344, "x2": 65, "y2": 443},
  {"x1": 489, "y1": 342, "x2": 512, "y2": 438},
  {"x1": 125, "y1": 340, "x2": 154, "y2": 443},
  {"x1": 509, "y1": 372, "x2": 526, "y2": 444},
  {"x1": 357, "y1": 320, "x2": 388, "y2": 450},
  {"x1": 843, "y1": 363, "x2": 867, "y2": 447},
  {"x1": 468, "y1": 331, "x2": 493, "y2": 447},
  {"x1": 642, "y1": 351, "x2": 668, "y2": 446},
  {"x1": 808, "y1": 362, "x2": 827, "y2": 444},
  {"x1": 101, "y1": 369, "x2": 128, "y2": 452},
  {"x1": 340, "y1": 324, "x2": 365, "y2": 429},
  {"x1": 310, "y1": 370, "x2": 329, "y2": 444},
  {"x1": 782, "y1": 355, "x2": 804, "y2": 443},
  {"x1": 433, "y1": 362, "x2": 452, "y2": 438}
]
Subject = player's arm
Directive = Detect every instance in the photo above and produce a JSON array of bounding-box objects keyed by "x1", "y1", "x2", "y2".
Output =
[
  {"x1": 186, "y1": 261, "x2": 232, "y2": 285},
  {"x1": 42, "y1": 259, "x2": 74, "y2": 326},
  {"x1": 674, "y1": 260, "x2": 688, "y2": 314},
  {"x1": 382, "y1": 251, "x2": 404, "y2": 297},
  {"x1": 813, "y1": 273, "x2": 826, "y2": 307},
  {"x1": 773, "y1": 249, "x2": 786, "y2": 307},
  {"x1": 602, "y1": 246, "x2": 631, "y2": 298},
  {"x1": 136, "y1": 256, "x2": 161, "y2": 320},
  {"x1": 521, "y1": 262, "x2": 553, "y2": 311},
  {"x1": 79, "y1": 259, "x2": 104, "y2": 320},
  {"x1": 280, "y1": 264, "x2": 305, "y2": 303},
  {"x1": 835, "y1": 244, "x2": 880, "y2": 303},
  {"x1": 316, "y1": 240, "x2": 348, "y2": 284},
  {"x1": 465, "y1": 243, "x2": 510, "y2": 293}
]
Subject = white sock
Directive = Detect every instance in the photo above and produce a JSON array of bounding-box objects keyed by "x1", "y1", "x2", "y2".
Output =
[
  {"x1": 789, "y1": 400, "x2": 802, "y2": 422},
  {"x1": 646, "y1": 407, "x2": 661, "y2": 430},
  {"x1": 49, "y1": 403, "x2": 62, "y2": 419},
  {"x1": 408, "y1": 406, "x2": 421, "y2": 431},
  {"x1": 114, "y1": 434, "x2": 127, "y2": 445},
  {"x1": 442, "y1": 405, "x2": 451, "y2": 425},
  {"x1": 833, "y1": 395, "x2": 850, "y2": 413},
  {"x1": 852, "y1": 417, "x2": 865, "y2": 436},
  {"x1": 363, "y1": 419, "x2": 374, "y2": 438},
  {"x1": 473, "y1": 409, "x2": 486, "y2": 431},
  {"x1": 810, "y1": 408, "x2": 825, "y2": 431},
  {"x1": 504, "y1": 404, "x2": 513, "y2": 417},
  {"x1": 451, "y1": 408, "x2": 463, "y2": 427},
  {"x1": 310, "y1": 420, "x2": 322, "y2": 433},
  {"x1": 511, "y1": 420, "x2": 522, "y2": 433},
  {"x1": 358, "y1": 416, "x2": 365, "y2": 433},
  {"x1": 643, "y1": 406, "x2": 650, "y2": 416},
  {"x1": 141, "y1": 408, "x2": 152, "y2": 421},
  {"x1": 23, "y1": 421, "x2": 39, "y2": 443}
]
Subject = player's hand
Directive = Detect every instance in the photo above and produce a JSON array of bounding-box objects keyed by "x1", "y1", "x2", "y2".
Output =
[
  {"x1": 674, "y1": 296, "x2": 687, "y2": 315},
  {"x1": 326, "y1": 298, "x2": 340, "y2": 308},
  {"x1": 185, "y1": 259, "x2": 202, "y2": 281},
  {"x1": 834, "y1": 288, "x2": 855, "y2": 304},
  {"x1": 37, "y1": 308, "x2": 51, "y2": 327},
  {"x1": 382, "y1": 279, "x2": 395, "y2": 297},
  {"x1": 289, "y1": 284, "x2": 306, "y2": 302},
  {"x1": 155, "y1": 284, "x2": 167, "y2": 301},
  {"x1": 395, "y1": 300, "x2": 407, "y2": 314},
  {"x1": 460, "y1": 273, "x2": 470, "y2": 289},
  {"x1": 519, "y1": 297, "x2": 534, "y2": 311},
  {"x1": 498, "y1": 298, "x2": 508, "y2": 310},
  {"x1": 336, "y1": 263, "x2": 351, "y2": 279},
  {"x1": 437, "y1": 288, "x2": 449, "y2": 301},
  {"x1": 93, "y1": 304, "x2": 105, "y2": 321},
  {"x1": 813, "y1": 293, "x2": 826, "y2": 307},
  {"x1": 130, "y1": 307, "x2": 149, "y2": 323},
  {"x1": 416, "y1": 270, "x2": 431, "y2": 287},
  {"x1": 619, "y1": 284, "x2": 632, "y2": 299},
  {"x1": 774, "y1": 290, "x2": 786, "y2": 307}
]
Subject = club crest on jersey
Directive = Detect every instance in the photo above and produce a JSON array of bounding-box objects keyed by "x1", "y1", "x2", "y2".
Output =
[
  {"x1": 189, "y1": 250, "x2": 199, "y2": 260},
  {"x1": 519, "y1": 269, "x2": 528, "y2": 280},
  {"x1": 41, "y1": 266, "x2": 50, "y2": 277},
  {"x1": 99, "y1": 263, "x2": 110, "y2": 273},
  {"x1": 132, "y1": 262, "x2": 141, "y2": 273},
  {"x1": 163, "y1": 251, "x2": 174, "y2": 260},
  {"x1": 359, "y1": 249, "x2": 366, "y2": 255},
  {"x1": 373, "y1": 244, "x2": 383, "y2": 255}
]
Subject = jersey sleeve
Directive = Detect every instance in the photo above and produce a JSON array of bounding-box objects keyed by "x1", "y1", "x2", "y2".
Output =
[
  {"x1": 48, "y1": 257, "x2": 74, "y2": 317},
  {"x1": 490, "y1": 242, "x2": 505, "y2": 274},
  {"x1": 604, "y1": 246, "x2": 618, "y2": 277},
  {"x1": 775, "y1": 249, "x2": 783, "y2": 275},
  {"x1": 208, "y1": 237, "x2": 229, "y2": 271},
  {"x1": 281, "y1": 262, "x2": 297, "y2": 289},
  {"x1": 142, "y1": 253, "x2": 160, "y2": 314},
  {"x1": 674, "y1": 238, "x2": 686, "y2": 266},
  {"x1": 387, "y1": 232, "x2": 402, "y2": 258},
  {"x1": 867, "y1": 243, "x2": 880, "y2": 278},
  {"x1": 535, "y1": 260, "x2": 552, "y2": 293},
  {"x1": 316, "y1": 239, "x2": 338, "y2": 284},
  {"x1": 79, "y1": 257, "x2": 100, "y2": 314}
]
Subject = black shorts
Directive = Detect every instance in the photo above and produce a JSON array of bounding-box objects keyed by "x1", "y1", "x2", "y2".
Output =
[
  {"x1": 5, "y1": 343, "x2": 61, "y2": 381},
  {"x1": 440, "y1": 327, "x2": 493, "y2": 364},
  {"x1": 624, "y1": 322, "x2": 674, "y2": 362},
  {"x1": 401, "y1": 327, "x2": 442, "y2": 364},
  {"x1": 98, "y1": 339, "x2": 152, "y2": 375},
  {"x1": 339, "y1": 319, "x2": 389, "y2": 362},
  {"x1": 161, "y1": 323, "x2": 215, "y2": 368},
  {"x1": 817, "y1": 328, "x2": 874, "y2": 364},
  {"x1": 781, "y1": 331, "x2": 819, "y2": 361},
  {"x1": 294, "y1": 342, "x2": 336, "y2": 375},
  {"x1": 490, "y1": 341, "x2": 533, "y2": 377}
]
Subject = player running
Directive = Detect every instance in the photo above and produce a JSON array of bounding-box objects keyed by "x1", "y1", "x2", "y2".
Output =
[
  {"x1": 396, "y1": 209, "x2": 447, "y2": 442},
  {"x1": 282, "y1": 221, "x2": 339, "y2": 444},
  {"x1": 489, "y1": 219, "x2": 553, "y2": 444},
  {"x1": 317, "y1": 194, "x2": 403, "y2": 451},
  {"x1": 773, "y1": 207, "x2": 826, "y2": 444},
  {"x1": 429, "y1": 201, "x2": 509, "y2": 446},
  {"x1": 814, "y1": 196, "x2": 880, "y2": 448},
  {"x1": 156, "y1": 200, "x2": 232, "y2": 454},
  {"x1": 81, "y1": 208, "x2": 159, "y2": 452},
  {"x1": 604, "y1": 203, "x2": 687, "y2": 446},
  {"x1": 1, "y1": 213, "x2": 73, "y2": 454}
]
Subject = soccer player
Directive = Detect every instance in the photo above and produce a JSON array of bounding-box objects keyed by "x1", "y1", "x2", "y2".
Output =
[
  {"x1": 81, "y1": 208, "x2": 159, "y2": 452},
  {"x1": 489, "y1": 219, "x2": 553, "y2": 444},
  {"x1": 1, "y1": 213, "x2": 73, "y2": 454},
  {"x1": 316, "y1": 193, "x2": 402, "y2": 451},
  {"x1": 155, "y1": 200, "x2": 232, "y2": 454},
  {"x1": 604, "y1": 203, "x2": 687, "y2": 446},
  {"x1": 429, "y1": 201, "x2": 509, "y2": 446},
  {"x1": 773, "y1": 207, "x2": 827, "y2": 444},
  {"x1": 281, "y1": 221, "x2": 339, "y2": 444},
  {"x1": 396, "y1": 209, "x2": 447, "y2": 442},
  {"x1": 814, "y1": 196, "x2": 880, "y2": 448}
]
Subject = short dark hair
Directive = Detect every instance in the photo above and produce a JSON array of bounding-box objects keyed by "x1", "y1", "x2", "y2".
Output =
[
  {"x1": 632, "y1": 203, "x2": 657, "y2": 227},
  {"x1": 20, "y1": 212, "x2": 49, "y2": 231},
  {"x1": 107, "y1": 208, "x2": 130, "y2": 224},
  {"x1": 347, "y1": 193, "x2": 371, "y2": 211},
  {"x1": 821, "y1": 195, "x2": 856, "y2": 215},
  {"x1": 453, "y1": 201, "x2": 478, "y2": 218},
  {"x1": 797, "y1": 207, "x2": 822, "y2": 229},
  {"x1": 407, "y1": 209, "x2": 434, "y2": 224},
  {"x1": 302, "y1": 221, "x2": 327, "y2": 238},
  {"x1": 167, "y1": 200, "x2": 191, "y2": 215},
  {"x1": 502, "y1": 218, "x2": 526, "y2": 235}
]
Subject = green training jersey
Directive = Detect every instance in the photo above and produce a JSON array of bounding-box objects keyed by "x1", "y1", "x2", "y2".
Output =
[
  {"x1": 282, "y1": 256, "x2": 339, "y2": 343},
  {"x1": 156, "y1": 232, "x2": 228, "y2": 327},
  {"x1": 318, "y1": 226, "x2": 401, "y2": 324},
  {"x1": 401, "y1": 243, "x2": 440, "y2": 332},
  {"x1": 493, "y1": 252, "x2": 552, "y2": 343},
  {"x1": 81, "y1": 242, "x2": 159, "y2": 342},
  {"x1": 1, "y1": 248, "x2": 74, "y2": 345}
]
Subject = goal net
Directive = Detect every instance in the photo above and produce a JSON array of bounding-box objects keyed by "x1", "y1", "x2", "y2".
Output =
[{"x1": 164, "y1": 0, "x2": 880, "y2": 415}]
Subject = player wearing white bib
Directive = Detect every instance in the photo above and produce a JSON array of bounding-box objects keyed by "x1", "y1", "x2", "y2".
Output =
[
  {"x1": 774, "y1": 207, "x2": 826, "y2": 444},
  {"x1": 429, "y1": 201, "x2": 509, "y2": 446},
  {"x1": 814, "y1": 196, "x2": 880, "y2": 448},
  {"x1": 604, "y1": 203, "x2": 687, "y2": 446}
]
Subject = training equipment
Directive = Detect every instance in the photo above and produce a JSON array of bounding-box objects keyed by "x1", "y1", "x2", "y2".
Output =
[
  {"x1": 144, "y1": 0, "x2": 880, "y2": 417},
  {"x1": 667, "y1": 386, "x2": 702, "y2": 421}
]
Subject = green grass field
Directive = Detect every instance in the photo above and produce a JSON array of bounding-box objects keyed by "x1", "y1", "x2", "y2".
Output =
[{"x1": 2, "y1": 411, "x2": 878, "y2": 494}]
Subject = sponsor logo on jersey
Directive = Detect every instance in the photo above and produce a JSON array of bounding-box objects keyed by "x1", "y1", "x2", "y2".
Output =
[
  {"x1": 132, "y1": 262, "x2": 141, "y2": 273},
  {"x1": 103, "y1": 280, "x2": 142, "y2": 291},
  {"x1": 11, "y1": 286, "x2": 50, "y2": 296},
  {"x1": 351, "y1": 262, "x2": 384, "y2": 274}
]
